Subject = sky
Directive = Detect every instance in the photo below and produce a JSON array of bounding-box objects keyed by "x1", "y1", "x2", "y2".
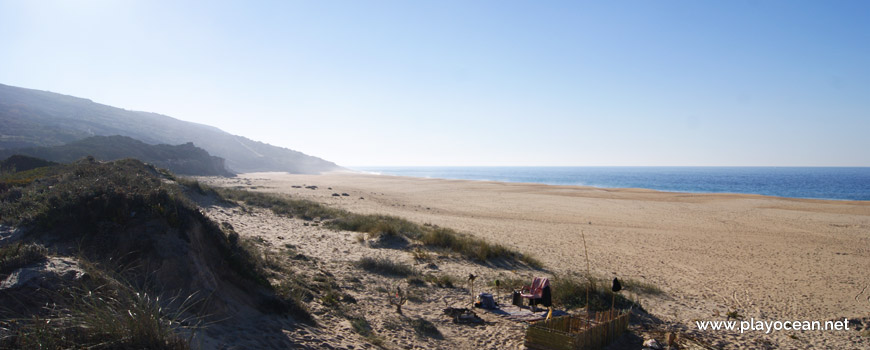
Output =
[{"x1": 1, "y1": 1, "x2": 868, "y2": 167}]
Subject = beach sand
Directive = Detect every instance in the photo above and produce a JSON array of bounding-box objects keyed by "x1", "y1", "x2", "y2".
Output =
[{"x1": 200, "y1": 172, "x2": 870, "y2": 348}]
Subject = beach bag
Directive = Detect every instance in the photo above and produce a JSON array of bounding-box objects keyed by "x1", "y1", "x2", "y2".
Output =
[
  {"x1": 477, "y1": 293, "x2": 496, "y2": 309},
  {"x1": 512, "y1": 291, "x2": 522, "y2": 306}
]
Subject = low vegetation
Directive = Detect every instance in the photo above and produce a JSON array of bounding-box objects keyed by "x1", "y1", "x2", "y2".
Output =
[
  {"x1": 0, "y1": 158, "x2": 315, "y2": 347},
  {"x1": 0, "y1": 135, "x2": 234, "y2": 176},
  {"x1": 0, "y1": 158, "x2": 192, "y2": 231},
  {"x1": 550, "y1": 274, "x2": 644, "y2": 311},
  {"x1": 1, "y1": 260, "x2": 193, "y2": 350},
  {"x1": 349, "y1": 316, "x2": 384, "y2": 346},
  {"x1": 0, "y1": 154, "x2": 58, "y2": 173},
  {"x1": 422, "y1": 273, "x2": 458, "y2": 288},
  {"x1": 0, "y1": 243, "x2": 48, "y2": 277},
  {"x1": 199, "y1": 183, "x2": 543, "y2": 268},
  {"x1": 268, "y1": 279, "x2": 317, "y2": 325},
  {"x1": 0, "y1": 157, "x2": 666, "y2": 348},
  {"x1": 409, "y1": 317, "x2": 443, "y2": 339},
  {"x1": 726, "y1": 310, "x2": 744, "y2": 320},
  {"x1": 210, "y1": 184, "x2": 340, "y2": 220},
  {"x1": 620, "y1": 277, "x2": 664, "y2": 295},
  {"x1": 0, "y1": 157, "x2": 66, "y2": 187},
  {"x1": 356, "y1": 257, "x2": 419, "y2": 278},
  {"x1": 493, "y1": 273, "x2": 652, "y2": 311}
]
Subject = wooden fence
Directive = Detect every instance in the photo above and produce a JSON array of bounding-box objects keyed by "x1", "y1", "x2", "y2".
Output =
[{"x1": 524, "y1": 310, "x2": 631, "y2": 350}]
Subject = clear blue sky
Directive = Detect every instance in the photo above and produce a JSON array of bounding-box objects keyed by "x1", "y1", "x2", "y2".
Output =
[{"x1": 1, "y1": 1, "x2": 868, "y2": 166}]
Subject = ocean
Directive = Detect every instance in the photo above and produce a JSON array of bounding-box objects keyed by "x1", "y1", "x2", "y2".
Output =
[{"x1": 351, "y1": 166, "x2": 870, "y2": 201}]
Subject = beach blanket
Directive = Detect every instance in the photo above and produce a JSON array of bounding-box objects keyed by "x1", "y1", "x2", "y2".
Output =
[{"x1": 484, "y1": 304, "x2": 568, "y2": 322}]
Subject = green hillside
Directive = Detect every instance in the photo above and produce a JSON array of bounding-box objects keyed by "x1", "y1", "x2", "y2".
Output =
[
  {"x1": 0, "y1": 135, "x2": 233, "y2": 176},
  {"x1": 0, "y1": 155, "x2": 58, "y2": 173}
]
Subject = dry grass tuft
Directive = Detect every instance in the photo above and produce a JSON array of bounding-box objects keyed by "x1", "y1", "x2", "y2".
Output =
[
  {"x1": 204, "y1": 184, "x2": 544, "y2": 268},
  {"x1": 356, "y1": 257, "x2": 418, "y2": 278}
]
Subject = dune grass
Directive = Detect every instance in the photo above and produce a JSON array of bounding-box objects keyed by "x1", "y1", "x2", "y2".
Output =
[
  {"x1": 492, "y1": 273, "x2": 656, "y2": 311},
  {"x1": 0, "y1": 158, "x2": 194, "y2": 232},
  {"x1": 0, "y1": 159, "x2": 304, "y2": 297},
  {"x1": 0, "y1": 159, "x2": 318, "y2": 345},
  {"x1": 356, "y1": 257, "x2": 419, "y2": 278},
  {"x1": 550, "y1": 274, "x2": 647, "y2": 311},
  {"x1": 208, "y1": 183, "x2": 341, "y2": 221},
  {"x1": 620, "y1": 277, "x2": 664, "y2": 295},
  {"x1": 266, "y1": 279, "x2": 317, "y2": 325},
  {"x1": 198, "y1": 182, "x2": 543, "y2": 268},
  {"x1": 0, "y1": 243, "x2": 48, "y2": 278},
  {"x1": 6, "y1": 293, "x2": 192, "y2": 350},
  {"x1": 422, "y1": 273, "x2": 458, "y2": 288},
  {"x1": 409, "y1": 317, "x2": 443, "y2": 339},
  {"x1": 349, "y1": 315, "x2": 385, "y2": 346},
  {"x1": 1, "y1": 260, "x2": 194, "y2": 350}
]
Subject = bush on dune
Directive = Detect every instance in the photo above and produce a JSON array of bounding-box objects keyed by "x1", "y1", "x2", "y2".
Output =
[{"x1": 0, "y1": 158, "x2": 317, "y2": 348}]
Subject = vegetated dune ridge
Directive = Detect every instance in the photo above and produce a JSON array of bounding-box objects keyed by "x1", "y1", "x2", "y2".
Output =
[
  {"x1": 0, "y1": 136, "x2": 233, "y2": 176},
  {"x1": 203, "y1": 171, "x2": 870, "y2": 348}
]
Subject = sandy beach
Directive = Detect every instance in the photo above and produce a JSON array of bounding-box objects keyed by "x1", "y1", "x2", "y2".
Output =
[{"x1": 199, "y1": 172, "x2": 870, "y2": 348}]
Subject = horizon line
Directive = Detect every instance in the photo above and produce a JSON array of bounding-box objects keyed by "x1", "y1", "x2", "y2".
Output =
[{"x1": 344, "y1": 165, "x2": 870, "y2": 168}]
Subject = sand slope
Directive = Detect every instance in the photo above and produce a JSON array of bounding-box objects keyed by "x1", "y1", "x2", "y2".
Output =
[{"x1": 201, "y1": 172, "x2": 870, "y2": 348}]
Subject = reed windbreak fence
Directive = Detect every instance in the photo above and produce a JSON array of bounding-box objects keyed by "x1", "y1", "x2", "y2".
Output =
[{"x1": 524, "y1": 310, "x2": 631, "y2": 350}]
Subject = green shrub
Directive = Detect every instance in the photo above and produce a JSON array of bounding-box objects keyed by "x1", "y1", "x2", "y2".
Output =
[
  {"x1": 0, "y1": 158, "x2": 191, "y2": 232},
  {"x1": 0, "y1": 155, "x2": 59, "y2": 173},
  {"x1": 0, "y1": 161, "x2": 60, "y2": 187},
  {"x1": 0, "y1": 243, "x2": 47, "y2": 277}
]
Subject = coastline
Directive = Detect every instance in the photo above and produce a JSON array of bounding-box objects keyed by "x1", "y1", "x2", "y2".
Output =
[
  {"x1": 345, "y1": 166, "x2": 870, "y2": 201},
  {"x1": 331, "y1": 170, "x2": 870, "y2": 204},
  {"x1": 204, "y1": 172, "x2": 870, "y2": 347}
]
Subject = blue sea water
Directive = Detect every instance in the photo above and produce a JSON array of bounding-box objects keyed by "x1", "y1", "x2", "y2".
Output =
[{"x1": 352, "y1": 167, "x2": 870, "y2": 201}]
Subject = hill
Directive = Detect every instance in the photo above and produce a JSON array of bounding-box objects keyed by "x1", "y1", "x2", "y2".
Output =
[
  {"x1": 0, "y1": 83, "x2": 342, "y2": 174},
  {"x1": 0, "y1": 155, "x2": 59, "y2": 173},
  {"x1": 0, "y1": 159, "x2": 311, "y2": 348},
  {"x1": 0, "y1": 135, "x2": 233, "y2": 176}
]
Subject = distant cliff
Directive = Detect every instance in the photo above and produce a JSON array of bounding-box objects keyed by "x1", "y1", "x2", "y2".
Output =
[
  {"x1": 0, "y1": 83, "x2": 343, "y2": 174},
  {"x1": 0, "y1": 136, "x2": 233, "y2": 176}
]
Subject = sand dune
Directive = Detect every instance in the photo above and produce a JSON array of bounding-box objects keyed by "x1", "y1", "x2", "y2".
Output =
[{"x1": 203, "y1": 172, "x2": 870, "y2": 348}]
